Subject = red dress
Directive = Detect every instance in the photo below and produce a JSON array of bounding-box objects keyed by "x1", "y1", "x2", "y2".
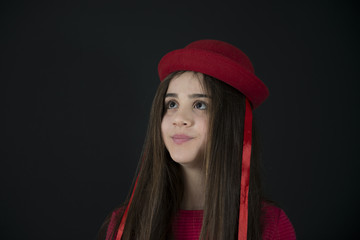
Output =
[{"x1": 106, "y1": 204, "x2": 296, "y2": 240}]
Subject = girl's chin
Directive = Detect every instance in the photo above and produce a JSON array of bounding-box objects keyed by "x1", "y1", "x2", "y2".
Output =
[
  {"x1": 171, "y1": 158, "x2": 196, "y2": 165},
  {"x1": 170, "y1": 156, "x2": 203, "y2": 168}
]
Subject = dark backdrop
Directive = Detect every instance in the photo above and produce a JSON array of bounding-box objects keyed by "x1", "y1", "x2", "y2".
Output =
[{"x1": 2, "y1": 1, "x2": 359, "y2": 239}]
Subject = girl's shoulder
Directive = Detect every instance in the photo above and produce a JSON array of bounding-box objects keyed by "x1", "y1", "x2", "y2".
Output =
[{"x1": 262, "y1": 202, "x2": 296, "y2": 240}]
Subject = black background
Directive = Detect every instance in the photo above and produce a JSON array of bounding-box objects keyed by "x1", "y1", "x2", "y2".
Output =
[{"x1": 2, "y1": 1, "x2": 359, "y2": 239}]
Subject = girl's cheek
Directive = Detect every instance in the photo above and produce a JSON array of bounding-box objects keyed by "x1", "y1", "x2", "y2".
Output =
[{"x1": 161, "y1": 116, "x2": 170, "y2": 131}]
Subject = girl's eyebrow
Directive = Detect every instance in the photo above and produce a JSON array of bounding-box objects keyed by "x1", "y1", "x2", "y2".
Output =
[
  {"x1": 189, "y1": 93, "x2": 210, "y2": 98},
  {"x1": 165, "y1": 93, "x2": 177, "y2": 98},
  {"x1": 165, "y1": 93, "x2": 210, "y2": 98}
]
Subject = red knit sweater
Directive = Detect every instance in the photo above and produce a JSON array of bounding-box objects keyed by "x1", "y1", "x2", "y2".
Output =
[
  {"x1": 106, "y1": 204, "x2": 296, "y2": 239},
  {"x1": 173, "y1": 205, "x2": 296, "y2": 240}
]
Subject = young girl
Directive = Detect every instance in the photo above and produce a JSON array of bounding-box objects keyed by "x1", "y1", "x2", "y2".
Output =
[{"x1": 98, "y1": 40, "x2": 296, "y2": 240}]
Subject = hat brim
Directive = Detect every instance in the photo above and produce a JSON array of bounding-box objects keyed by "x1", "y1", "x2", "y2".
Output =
[{"x1": 158, "y1": 48, "x2": 269, "y2": 108}]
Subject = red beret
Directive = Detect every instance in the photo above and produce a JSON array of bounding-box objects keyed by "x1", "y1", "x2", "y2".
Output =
[{"x1": 158, "y1": 39, "x2": 269, "y2": 108}]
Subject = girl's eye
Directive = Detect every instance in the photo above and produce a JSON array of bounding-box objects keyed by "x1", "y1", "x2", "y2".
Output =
[
  {"x1": 194, "y1": 101, "x2": 207, "y2": 110},
  {"x1": 167, "y1": 101, "x2": 178, "y2": 109}
]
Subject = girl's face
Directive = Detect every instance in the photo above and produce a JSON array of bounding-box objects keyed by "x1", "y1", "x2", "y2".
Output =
[{"x1": 161, "y1": 72, "x2": 210, "y2": 168}]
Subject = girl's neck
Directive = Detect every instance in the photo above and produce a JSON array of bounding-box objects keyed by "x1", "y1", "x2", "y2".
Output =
[{"x1": 180, "y1": 166, "x2": 205, "y2": 210}]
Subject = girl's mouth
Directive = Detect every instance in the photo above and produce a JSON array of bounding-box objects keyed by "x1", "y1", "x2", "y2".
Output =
[{"x1": 171, "y1": 134, "x2": 193, "y2": 144}]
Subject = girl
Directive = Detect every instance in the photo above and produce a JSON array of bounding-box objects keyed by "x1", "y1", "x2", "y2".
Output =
[{"x1": 98, "y1": 40, "x2": 296, "y2": 240}]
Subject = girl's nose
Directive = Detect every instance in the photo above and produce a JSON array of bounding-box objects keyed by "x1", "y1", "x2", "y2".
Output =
[
  {"x1": 172, "y1": 109, "x2": 193, "y2": 127},
  {"x1": 173, "y1": 119, "x2": 189, "y2": 126}
]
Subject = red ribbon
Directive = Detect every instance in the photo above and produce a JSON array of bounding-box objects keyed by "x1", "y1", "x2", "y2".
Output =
[
  {"x1": 238, "y1": 99, "x2": 253, "y2": 240},
  {"x1": 115, "y1": 177, "x2": 138, "y2": 240}
]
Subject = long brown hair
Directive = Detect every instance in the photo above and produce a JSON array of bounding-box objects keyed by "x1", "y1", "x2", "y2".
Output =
[{"x1": 98, "y1": 71, "x2": 264, "y2": 240}]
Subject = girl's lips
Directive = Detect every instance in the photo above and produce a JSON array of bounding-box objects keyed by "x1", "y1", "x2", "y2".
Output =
[{"x1": 171, "y1": 134, "x2": 193, "y2": 144}]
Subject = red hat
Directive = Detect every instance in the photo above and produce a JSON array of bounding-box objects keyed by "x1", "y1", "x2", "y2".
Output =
[{"x1": 158, "y1": 39, "x2": 269, "y2": 108}]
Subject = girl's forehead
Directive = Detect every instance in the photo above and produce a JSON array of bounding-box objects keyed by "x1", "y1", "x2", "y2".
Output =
[{"x1": 166, "y1": 72, "x2": 205, "y2": 94}]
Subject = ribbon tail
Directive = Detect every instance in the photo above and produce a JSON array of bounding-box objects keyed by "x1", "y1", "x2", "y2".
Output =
[
  {"x1": 115, "y1": 177, "x2": 138, "y2": 240},
  {"x1": 238, "y1": 99, "x2": 253, "y2": 240}
]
